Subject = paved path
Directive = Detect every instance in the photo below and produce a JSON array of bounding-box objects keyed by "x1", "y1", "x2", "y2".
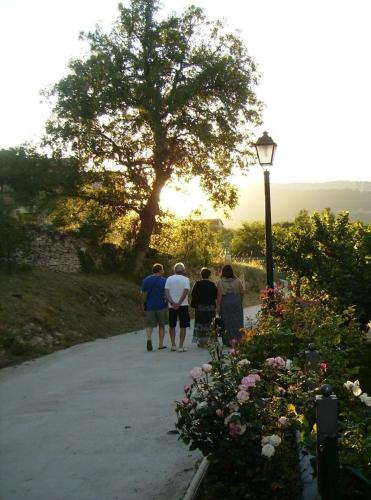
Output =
[{"x1": 0, "y1": 306, "x2": 260, "y2": 500}]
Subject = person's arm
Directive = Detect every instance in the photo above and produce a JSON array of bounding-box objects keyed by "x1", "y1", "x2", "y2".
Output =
[
  {"x1": 176, "y1": 277, "x2": 190, "y2": 307},
  {"x1": 165, "y1": 288, "x2": 176, "y2": 308},
  {"x1": 140, "y1": 290, "x2": 147, "y2": 311},
  {"x1": 140, "y1": 280, "x2": 147, "y2": 311},
  {"x1": 190, "y1": 282, "x2": 198, "y2": 308},
  {"x1": 176, "y1": 288, "x2": 189, "y2": 307},
  {"x1": 216, "y1": 281, "x2": 222, "y2": 315},
  {"x1": 212, "y1": 283, "x2": 218, "y2": 303}
]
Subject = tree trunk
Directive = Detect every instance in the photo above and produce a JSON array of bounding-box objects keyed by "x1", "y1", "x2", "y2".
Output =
[
  {"x1": 132, "y1": 171, "x2": 169, "y2": 275},
  {"x1": 295, "y1": 276, "x2": 302, "y2": 297}
]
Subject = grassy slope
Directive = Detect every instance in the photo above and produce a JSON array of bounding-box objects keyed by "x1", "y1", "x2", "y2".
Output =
[
  {"x1": 0, "y1": 264, "x2": 265, "y2": 368},
  {"x1": 0, "y1": 270, "x2": 144, "y2": 367}
]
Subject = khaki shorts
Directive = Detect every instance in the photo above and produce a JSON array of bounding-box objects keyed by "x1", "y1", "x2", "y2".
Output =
[{"x1": 145, "y1": 308, "x2": 168, "y2": 328}]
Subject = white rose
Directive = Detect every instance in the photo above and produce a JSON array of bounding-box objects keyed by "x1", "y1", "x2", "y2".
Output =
[
  {"x1": 285, "y1": 359, "x2": 293, "y2": 370},
  {"x1": 261, "y1": 436, "x2": 270, "y2": 445},
  {"x1": 237, "y1": 359, "x2": 251, "y2": 368},
  {"x1": 261, "y1": 443, "x2": 275, "y2": 458},
  {"x1": 269, "y1": 434, "x2": 282, "y2": 447},
  {"x1": 202, "y1": 363, "x2": 213, "y2": 373},
  {"x1": 344, "y1": 380, "x2": 354, "y2": 391},
  {"x1": 352, "y1": 380, "x2": 362, "y2": 397},
  {"x1": 278, "y1": 417, "x2": 289, "y2": 427},
  {"x1": 360, "y1": 393, "x2": 371, "y2": 407}
]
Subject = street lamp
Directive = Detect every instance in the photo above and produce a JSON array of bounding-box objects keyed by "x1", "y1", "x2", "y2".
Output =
[{"x1": 255, "y1": 131, "x2": 277, "y2": 290}]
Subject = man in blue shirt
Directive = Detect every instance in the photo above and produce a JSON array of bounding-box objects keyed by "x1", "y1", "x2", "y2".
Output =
[{"x1": 141, "y1": 263, "x2": 168, "y2": 351}]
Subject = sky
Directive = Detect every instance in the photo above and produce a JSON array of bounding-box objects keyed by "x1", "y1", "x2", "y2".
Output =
[{"x1": 1, "y1": 0, "x2": 370, "y2": 191}]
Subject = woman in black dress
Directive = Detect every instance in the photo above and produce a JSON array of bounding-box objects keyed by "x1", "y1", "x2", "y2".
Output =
[{"x1": 191, "y1": 268, "x2": 218, "y2": 346}]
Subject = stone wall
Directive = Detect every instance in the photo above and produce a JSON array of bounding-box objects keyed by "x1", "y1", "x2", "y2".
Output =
[{"x1": 14, "y1": 227, "x2": 81, "y2": 273}]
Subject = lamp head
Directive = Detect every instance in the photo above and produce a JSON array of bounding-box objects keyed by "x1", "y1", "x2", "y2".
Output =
[{"x1": 255, "y1": 131, "x2": 277, "y2": 166}]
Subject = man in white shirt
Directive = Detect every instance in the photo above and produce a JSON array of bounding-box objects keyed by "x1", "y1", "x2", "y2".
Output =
[{"x1": 165, "y1": 262, "x2": 190, "y2": 352}]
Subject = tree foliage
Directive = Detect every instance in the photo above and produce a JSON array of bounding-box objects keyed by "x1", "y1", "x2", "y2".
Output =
[
  {"x1": 273, "y1": 209, "x2": 371, "y2": 325},
  {"x1": 44, "y1": 0, "x2": 262, "y2": 272},
  {"x1": 0, "y1": 147, "x2": 81, "y2": 214},
  {"x1": 151, "y1": 217, "x2": 223, "y2": 267},
  {"x1": 230, "y1": 221, "x2": 266, "y2": 257},
  {"x1": 0, "y1": 148, "x2": 141, "y2": 247},
  {"x1": 0, "y1": 203, "x2": 30, "y2": 270}
]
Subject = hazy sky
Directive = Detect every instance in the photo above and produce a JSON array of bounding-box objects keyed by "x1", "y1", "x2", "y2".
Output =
[{"x1": 1, "y1": 0, "x2": 370, "y2": 184}]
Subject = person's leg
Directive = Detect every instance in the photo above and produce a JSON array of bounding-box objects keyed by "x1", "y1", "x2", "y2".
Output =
[
  {"x1": 169, "y1": 308, "x2": 177, "y2": 349},
  {"x1": 146, "y1": 328, "x2": 153, "y2": 350},
  {"x1": 169, "y1": 327, "x2": 176, "y2": 348},
  {"x1": 158, "y1": 326, "x2": 165, "y2": 348},
  {"x1": 145, "y1": 311, "x2": 155, "y2": 351},
  {"x1": 178, "y1": 306, "x2": 190, "y2": 350},
  {"x1": 157, "y1": 309, "x2": 168, "y2": 349},
  {"x1": 179, "y1": 327, "x2": 186, "y2": 348}
]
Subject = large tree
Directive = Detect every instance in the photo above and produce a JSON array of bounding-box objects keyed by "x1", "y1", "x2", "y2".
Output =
[{"x1": 45, "y1": 0, "x2": 262, "y2": 272}]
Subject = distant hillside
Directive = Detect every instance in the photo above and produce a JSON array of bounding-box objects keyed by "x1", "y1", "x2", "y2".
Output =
[{"x1": 224, "y1": 181, "x2": 371, "y2": 227}]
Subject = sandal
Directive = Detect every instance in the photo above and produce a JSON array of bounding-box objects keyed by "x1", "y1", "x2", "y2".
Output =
[
  {"x1": 158, "y1": 346, "x2": 167, "y2": 350},
  {"x1": 178, "y1": 347, "x2": 187, "y2": 352}
]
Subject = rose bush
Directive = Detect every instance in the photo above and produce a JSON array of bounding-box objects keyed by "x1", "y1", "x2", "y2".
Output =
[
  {"x1": 241, "y1": 293, "x2": 371, "y2": 484},
  {"x1": 176, "y1": 342, "x2": 309, "y2": 496},
  {"x1": 176, "y1": 292, "x2": 371, "y2": 496}
]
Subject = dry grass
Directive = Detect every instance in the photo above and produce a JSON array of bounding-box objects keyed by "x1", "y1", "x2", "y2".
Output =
[{"x1": 0, "y1": 269, "x2": 145, "y2": 367}]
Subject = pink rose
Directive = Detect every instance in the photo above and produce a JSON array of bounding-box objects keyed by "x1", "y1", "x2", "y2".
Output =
[
  {"x1": 237, "y1": 390, "x2": 249, "y2": 404},
  {"x1": 320, "y1": 362, "x2": 328, "y2": 373},
  {"x1": 275, "y1": 357, "x2": 286, "y2": 368},
  {"x1": 266, "y1": 357, "x2": 276, "y2": 366},
  {"x1": 184, "y1": 384, "x2": 191, "y2": 394},
  {"x1": 228, "y1": 421, "x2": 246, "y2": 437},
  {"x1": 231, "y1": 339, "x2": 239, "y2": 347},
  {"x1": 266, "y1": 356, "x2": 286, "y2": 369},
  {"x1": 181, "y1": 398, "x2": 190, "y2": 406},
  {"x1": 190, "y1": 367, "x2": 203, "y2": 380},
  {"x1": 229, "y1": 348, "x2": 239, "y2": 357},
  {"x1": 241, "y1": 374, "x2": 260, "y2": 389}
]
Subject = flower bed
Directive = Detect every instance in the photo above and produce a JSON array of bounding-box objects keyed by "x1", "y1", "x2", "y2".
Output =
[{"x1": 175, "y1": 291, "x2": 371, "y2": 498}]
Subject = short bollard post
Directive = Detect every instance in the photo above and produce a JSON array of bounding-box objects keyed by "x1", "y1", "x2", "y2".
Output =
[
  {"x1": 305, "y1": 343, "x2": 321, "y2": 372},
  {"x1": 316, "y1": 384, "x2": 339, "y2": 500}
]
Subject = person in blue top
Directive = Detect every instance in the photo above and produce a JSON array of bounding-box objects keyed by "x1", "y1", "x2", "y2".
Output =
[{"x1": 141, "y1": 263, "x2": 168, "y2": 351}]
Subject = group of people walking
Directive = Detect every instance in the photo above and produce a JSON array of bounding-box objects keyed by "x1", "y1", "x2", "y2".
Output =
[{"x1": 141, "y1": 262, "x2": 244, "y2": 351}]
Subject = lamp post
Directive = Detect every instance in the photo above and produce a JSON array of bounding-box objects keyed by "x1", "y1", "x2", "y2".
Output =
[{"x1": 254, "y1": 131, "x2": 277, "y2": 290}]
